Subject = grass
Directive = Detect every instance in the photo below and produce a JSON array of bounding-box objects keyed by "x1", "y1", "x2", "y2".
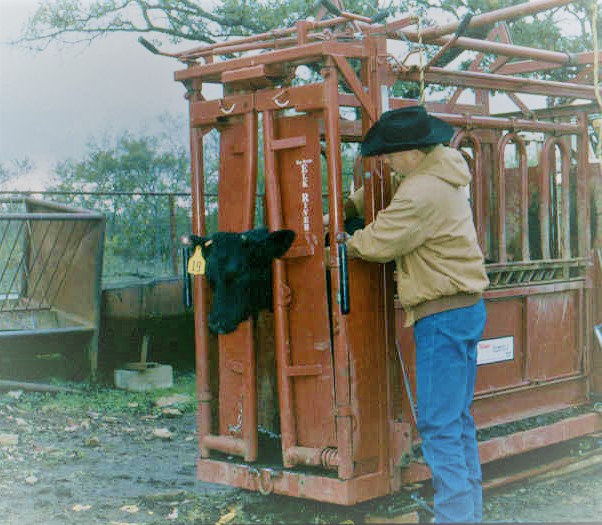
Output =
[{"x1": 11, "y1": 371, "x2": 197, "y2": 417}]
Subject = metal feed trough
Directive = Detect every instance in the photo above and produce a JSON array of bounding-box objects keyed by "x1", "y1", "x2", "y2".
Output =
[
  {"x1": 0, "y1": 198, "x2": 105, "y2": 380},
  {"x1": 170, "y1": 0, "x2": 602, "y2": 505}
]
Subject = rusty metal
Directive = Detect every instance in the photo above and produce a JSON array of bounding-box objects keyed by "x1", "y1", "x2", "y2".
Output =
[
  {"x1": 495, "y1": 132, "x2": 528, "y2": 263},
  {"x1": 451, "y1": 130, "x2": 485, "y2": 251},
  {"x1": 187, "y1": 82, "x2": 212, "y2": 458},
  {"x1": 262, "y1": 109, "x2": 298, "y2": 467},
  {"x1": 402, "y1": 0, "x2": 575, "y2": 41},
  {"x1": 173, "y1": 0, "x2": 600, "y2": 506},
  {"x1": 540, "y1": 137, "x2": 571, "y2": 260},
  {"x1": 0, "y1": 198, "x2": 105, "y2": 380}
]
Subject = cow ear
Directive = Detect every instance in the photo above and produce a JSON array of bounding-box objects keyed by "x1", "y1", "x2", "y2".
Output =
[
  {"x1": 264, "y1": 229, "x2": 295, "y2": 259},
  {"x1": 189, "y1": 234, "x2": 213, "y2": 256}
]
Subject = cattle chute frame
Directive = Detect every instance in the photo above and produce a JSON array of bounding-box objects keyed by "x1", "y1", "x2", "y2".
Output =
[{"x1": 173, "y1": 0, "x2": 602, "y2": 504}]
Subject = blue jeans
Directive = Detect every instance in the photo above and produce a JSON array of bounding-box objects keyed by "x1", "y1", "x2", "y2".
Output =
[{"x1": 413, "y1": 299, "x2": 486, "y2": 523}]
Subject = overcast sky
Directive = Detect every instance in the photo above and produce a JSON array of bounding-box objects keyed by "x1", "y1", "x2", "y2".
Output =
[{"x1": 0, "y1": 0, "x2": 193, "y2": 189}]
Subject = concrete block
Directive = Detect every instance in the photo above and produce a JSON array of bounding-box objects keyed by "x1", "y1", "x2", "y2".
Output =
[{"x1": 114, "y1": 363, "x2": 173, "y2": 392}]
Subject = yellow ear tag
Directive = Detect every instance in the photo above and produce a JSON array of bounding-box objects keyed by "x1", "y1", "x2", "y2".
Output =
[{"x1": 188, "y1": 245, "x2": 206, "y2": 275}]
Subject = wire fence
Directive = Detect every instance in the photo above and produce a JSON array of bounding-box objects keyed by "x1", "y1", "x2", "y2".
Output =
[
  {"x1": 0, "y1": 191, "x2": 202, "y2": 284},
  {"x1": 0, "y1": 189, "x2": 343, "y2": 284}
]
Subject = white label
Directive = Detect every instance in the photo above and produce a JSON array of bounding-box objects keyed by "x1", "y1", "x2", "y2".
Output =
[
  {"x1": 477, "y1": 336, "x2": 514, "y2": 366},
  {"x1": 296, "y1": 158, "x2": 312, "y2": 188},
  {"x1": 296, "y1": 159, "x2": 313, "y2": 232}
]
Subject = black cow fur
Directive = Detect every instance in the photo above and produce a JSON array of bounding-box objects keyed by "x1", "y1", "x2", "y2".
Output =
[{"x1": 188, "y1": 228, "x2": 295, "y2": 335}]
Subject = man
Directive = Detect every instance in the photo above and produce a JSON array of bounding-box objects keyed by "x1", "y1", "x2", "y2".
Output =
[{"x1": 345, "y1": 105, "x2": 489, "y2": 523}]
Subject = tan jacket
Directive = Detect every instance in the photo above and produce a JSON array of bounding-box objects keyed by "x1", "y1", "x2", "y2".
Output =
[{"x1": 346, "y1": 145, "x2": 489, "y2": 326}]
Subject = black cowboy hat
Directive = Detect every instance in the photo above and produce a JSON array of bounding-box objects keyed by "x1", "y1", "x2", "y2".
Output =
[{"x1": 360, "y1": 105, "x2": 455, "y2": 157}]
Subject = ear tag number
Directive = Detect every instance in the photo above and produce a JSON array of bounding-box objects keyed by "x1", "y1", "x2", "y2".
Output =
[{"x1": 188, "y1": 246, "x2": 206, "y2": 275}]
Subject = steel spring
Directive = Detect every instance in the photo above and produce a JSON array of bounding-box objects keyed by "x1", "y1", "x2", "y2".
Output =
[{"x1": 320, "y1": 447, "x2": 339, "y2": 469}]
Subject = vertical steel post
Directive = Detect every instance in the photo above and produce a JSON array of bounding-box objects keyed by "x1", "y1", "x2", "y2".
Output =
[
  {"x1": 188, "y1": 80, "x2": 212, "y2": 457},
  {"x1": 261, "y1": 109, "x2": 298, "y2": 468},
  {"x1": 242, "y1": 111, "x2": 258, "y2": 461},
  {"x1": 497, "y1": 132, "x2": 528, "y2": 262},
  {"x1": 323, "y1": 57, "x2": 354, "y2": 480},
  {"x1": 169, "y1": 194, "x2": 178, "y2": 275},
  {"x1": 451, "y1": 130, "x2": 485, "y2": 251}
]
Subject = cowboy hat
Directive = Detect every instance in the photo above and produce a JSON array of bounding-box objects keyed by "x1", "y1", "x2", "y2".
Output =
[{"x1": 360, "y1": 105, "x2": 455, "y2": 157}]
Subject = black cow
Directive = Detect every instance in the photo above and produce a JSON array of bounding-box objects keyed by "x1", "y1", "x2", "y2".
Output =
[{"x1": 186, "y1": 228, "x2": 295, "y2": 335}]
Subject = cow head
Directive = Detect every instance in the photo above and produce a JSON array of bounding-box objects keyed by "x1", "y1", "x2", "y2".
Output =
[{"x1": 188, "y1": 228, "x2": 295, "y2": 335}]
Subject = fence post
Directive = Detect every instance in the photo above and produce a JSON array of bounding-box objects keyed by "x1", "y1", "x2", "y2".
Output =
[{"x1": 169, "y1": 193, "x2": 178, "y2": 275}]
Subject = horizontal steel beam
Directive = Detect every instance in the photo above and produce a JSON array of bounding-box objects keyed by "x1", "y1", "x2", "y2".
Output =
[
  {"x1": 400, "y1": 67, "x2": 601, "y2": 100},
  {"x1": 175, "y1": 42, "x2": 366, "y2": 82},
  {"x1": 427, "y1": 35, "x2": 580, "y2": 65},
  {"x1": 402, "y1": 0, "x2": 576, "y2": 41},
  {"x1": 498, "y1": 51, "x2": 599, "y2": 75}
]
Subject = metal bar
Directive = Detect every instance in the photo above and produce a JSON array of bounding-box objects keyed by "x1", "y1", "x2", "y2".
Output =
[
  {"x1": 177, "y1": 15, "x2": 364, "y2": 60},
  {"x1": 484, "y1": 279, "x2": 585, "y2": 300},
  {"x1": 451, "y1": 130, "x2": 485, "y2": 251},
  {"x1": 0, "y1": 222, "x2": 23, "y2": 295},
  {"x1": 262, "y1": 108, "x2": 298, "y2": 469},
  {"x1": 400, "y1": 67, "x2": 602, "y2": 100},
  {"x1": 517, "y1": 136, "x2": 530, "y2": 261},
  {"x1": 402, "y1": 0, "x2": 575, "y2": 41},
  {"x1": 539, "y1": 141, "x2": 552, "y2": 261},
  {"x1": 169, "y1": 194, "x2": 178, "y2": 275},
  {"x1": 577, "y1": 113, "x2": 591, "y2": 258},
  {"x1": 496, "y1": 135, "x2": 508, "y2": 263},
  {"x1": 498, "y1": 51, "x2": 599, "y2": 75},
  {"x1": 323, "y1": 56, "x2": 354, "y2": 480},
  {"x1": 285, "y1": 446, "x2": 340, "y2": 469},
  {"x1": 21, "y1": 220, "x2": 67, "y2": 312},
  {"x1": 0, "y1": 190, "x2": 191, "y2": 198},
  {"x1": 560, "y1": 137, "x2": 571, "y2": 260},
  {"x1": 331, "y1": 54, "x2": 376, "y2": 122},
  {"x1": 202, "y1": 434, "x2": 247, "y2": 457},
  {"x1": 185, "y1": 80, "x2": 212, "y2": 457},
  {"x1": 427, "y1": 34, "x2": 581, "y2": 65},
  {"x1": 24, "y1": 197, "x2": 105, "y2": 218},
  {"x1": 241, "y1": 111, "x2": 258, "y2": 463},
  {"x1": 0, "y1": 213, "x2": 103, "y2": 221},
  {"x1": 0, "y1": 220, "x2": 24, "y2": 306},
  {"x1": 431, "y1": 113, "x2": 579, "y2": 134},
  {"x1": 175, "y1": 41, "x2": 367, "y2": 82},
  {"x1": 478, "y1": 412, "x2": 602, "y2": 465}
]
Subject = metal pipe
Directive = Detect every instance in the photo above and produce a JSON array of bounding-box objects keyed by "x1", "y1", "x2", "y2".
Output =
[
  {"x1": 241, "y1": 111, "x2": 259, "y2": 463},
  {"x1": 178, "y1": 15, "x2": 366, "y2": 60},
  {"x1": 495, "y1": 132, "x2": 529, "y2": 262},
  {"x1": 577, "y1": 113, "x2": 591, "y2": 258},
  {"x1": 188, "y1": 81, "x2": 212, "y2": 458},
  {"x1": 451, "y1": 130, "x2": 485, "y2": 253},
  {"x1": 540, "y1": 137, "x2": 571, "y2": 260},
  {"x1": 284, "y1": 446, "x2": 340, "y2": 469},
  {"x1": 262, "y1": 109, "x2": 298, "y2": 468},
  {"x1": 498, "y1": 51, "x2": 599, "y2": 75},
  {"x1": 424, "y1": 34, "x2": 580, "y2": 65},
  {"x1": 402, "y1": 0, "x2": 575, "y2": 41},
  {"x1": 433, "y1": 113, "x2": 579, "y2": 135},
  {"x1": 202, "y1": 434, "x2": 248, "y2": 457},
  {"x1": 323, "y1": 57, "x2": 354, "y2": 480},
  {"x1": 0, "y1": 213, "x2": 103, "y2": 221},
  {"x1": 400, "y1": 67, "x2": 601, "y2": 101}
]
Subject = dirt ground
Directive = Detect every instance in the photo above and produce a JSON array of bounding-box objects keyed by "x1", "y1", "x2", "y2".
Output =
[{"x1": 1, "y1": 374, "x2": 602, "y2": 525}]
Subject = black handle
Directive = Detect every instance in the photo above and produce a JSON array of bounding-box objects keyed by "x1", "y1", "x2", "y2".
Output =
[
  {"x1": 321, "y1": 0, "x2": 342, "y2": 16},
  {"x1": 338, "y1": 242, "x2": 350, "y2": 315},
  {"x1": 182, "y1": 246, "x2": 193, "y2": 309}
]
